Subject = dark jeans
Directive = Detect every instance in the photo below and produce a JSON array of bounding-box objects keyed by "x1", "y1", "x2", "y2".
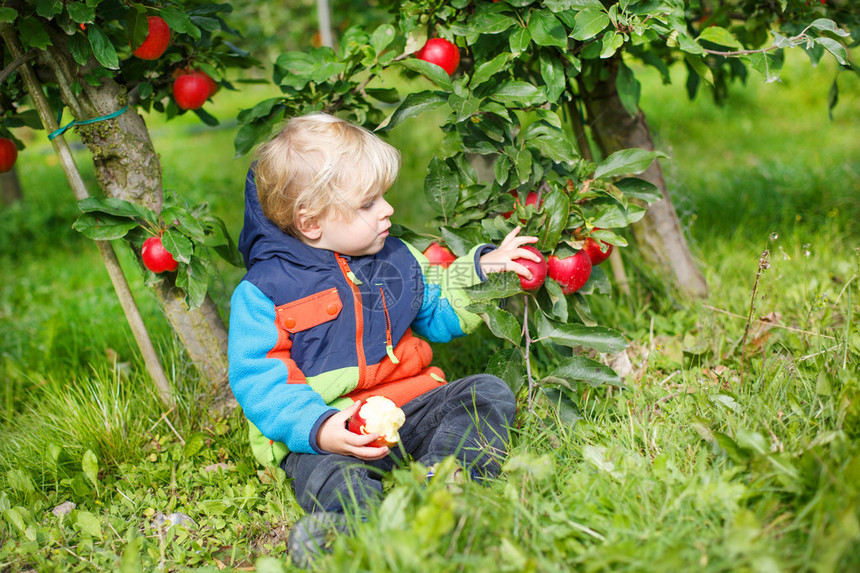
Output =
[{"x1": 281, "y1": 374, "x2": 517, "y2": 513}]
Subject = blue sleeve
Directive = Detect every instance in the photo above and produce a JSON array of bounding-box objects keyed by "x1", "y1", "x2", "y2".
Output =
[{"x1": 228, "y1": 280, "x2": 337, "y2": 454}]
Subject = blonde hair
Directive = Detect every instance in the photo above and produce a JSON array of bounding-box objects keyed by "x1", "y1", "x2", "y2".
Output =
[{"x1": 253, "y1": 112, "x2": 401, "y2": 238}]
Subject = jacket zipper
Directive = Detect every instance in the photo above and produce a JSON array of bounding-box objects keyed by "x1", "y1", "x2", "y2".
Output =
[
  {"x1": 377, "y1": 285, "x2": 400, "y2": 364},
  {"x1": 335, "y1": 254, "x2": 366, "y2": 383}
]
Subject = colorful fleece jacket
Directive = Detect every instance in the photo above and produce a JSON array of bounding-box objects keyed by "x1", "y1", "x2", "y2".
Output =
[{"x1": 228, "y1": 168, "x2": 494, "y2": 467}]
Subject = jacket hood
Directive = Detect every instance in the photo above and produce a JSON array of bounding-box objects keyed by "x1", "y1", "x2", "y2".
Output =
[{"x1": 238, "y1": 166, "x2": 334, "y2": 271}]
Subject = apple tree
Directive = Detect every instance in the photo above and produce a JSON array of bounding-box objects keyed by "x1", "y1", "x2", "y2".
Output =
[
  {"x1": 233, "y1": 0, "x2": 854, "y2": 415},
  {"x1": 0, "y1": 0, "x2": 255, "y2": 403}
]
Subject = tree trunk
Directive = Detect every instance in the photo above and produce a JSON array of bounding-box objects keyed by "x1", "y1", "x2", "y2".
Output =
[
  {"x1": 580, "y1": 55, "x2": 709, "y2": 300},
  {"x1": 37, "y1": 34, "x2": 231, "y2": 395},
  {"x1": 1, "y1": 166, "x2": 23, "y2": 205}
]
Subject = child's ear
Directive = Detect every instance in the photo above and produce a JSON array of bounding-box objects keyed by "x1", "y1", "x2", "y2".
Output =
[{"x1": 295, "y1": 209, "x2": 321, "y2": 240}]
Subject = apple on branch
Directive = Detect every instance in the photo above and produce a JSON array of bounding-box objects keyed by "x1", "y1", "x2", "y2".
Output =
[
  {"x1": 132, "y1": 16, "x2": 170, "y2": 60},
  {"x1": 423, "y1": 242, "x2": 457, "y2": 268},
  {"x1": 582, "y1": 237, "x2": 613, "y2": 266},
  {"x1": 0, "y1": 137, "x2": 18, "y2": 173},
  {"x1": 172, "y1": 73, "x2": 211, "y2": 110},
  {"x1": 548, "y1": 250, "x2": 592, "y2": 295},
  {"x1": 415, "y1": 38, "x2": 460, "y2": 76},
  {"x1": 347, "y1": 396, "x2": 405, "y2": 448},
  {"x1": 141, "y1": 235, "x2": 178, "y2": 273},
  {"x1": 512, "y1": 245, "x2": 547, "y2": 291},
  {"x1": 502, "y1": 190, "x2": 540, "y2": 220}
]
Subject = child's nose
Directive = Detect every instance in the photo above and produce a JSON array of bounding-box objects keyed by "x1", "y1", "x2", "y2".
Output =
[{"x1": 380, "y1": 198, "x2": 394, "y2": 217}]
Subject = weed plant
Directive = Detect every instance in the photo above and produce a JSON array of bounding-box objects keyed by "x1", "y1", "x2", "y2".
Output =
[{"x1": 0, "y1": 53, "x2": 858, "y2": 571}]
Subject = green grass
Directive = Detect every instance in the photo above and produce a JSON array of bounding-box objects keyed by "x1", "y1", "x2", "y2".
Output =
[{"x1": 1, "y1": 50, "x2": 859, "y2": 571}]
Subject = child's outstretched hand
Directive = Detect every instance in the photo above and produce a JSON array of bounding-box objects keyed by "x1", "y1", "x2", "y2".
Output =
[
  {"x1": 479, "y1": 226, "x2": 540, "y2": 281},
  {"x1": 316, "y1": 401, "x2": 391, "y2": 461}
]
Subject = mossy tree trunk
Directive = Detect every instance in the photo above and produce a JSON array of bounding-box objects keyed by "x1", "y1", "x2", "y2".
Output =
[
  {"x1": 33, "y1": 31, "x2": 230, "y2": 395},
  {"x1": 580, "y1": 55, "x2": 709, "y2": 301}
]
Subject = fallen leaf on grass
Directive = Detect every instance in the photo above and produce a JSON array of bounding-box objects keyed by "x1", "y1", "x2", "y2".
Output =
[{"x1": 203, "y1": 462, "x2": 234, "y2": 473}]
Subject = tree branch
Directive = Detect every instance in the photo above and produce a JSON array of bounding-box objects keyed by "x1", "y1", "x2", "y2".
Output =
[{"x1": 0, "y1": 50, "x2": 34, "y2": 85}]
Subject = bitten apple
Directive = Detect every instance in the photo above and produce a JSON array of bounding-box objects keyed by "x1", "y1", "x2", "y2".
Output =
[
  {"x1": 0, "y1": 137, "x2": 18, "y2": 173},
  {"x1": 141, "y1": 236, "x2": 178, "y2": 273},
  {"x1": 512, "y1": 245, "x2": 547, "y2": 291},
  {"x1": 132, "y1": 16, "x2": 170, "y2": 60},
  {"x1": 423, "y1": 242, "x2": 457, "y2": 268},
  {"x1": 348, "y1": 396, "x2": 405, "y2": 448},
  {"x1": 582, "y1": 237, "x2": 613, "y2": 266},
  {"x1": 415, "y1": 38, "x2": 460, "y2": 76},
  {"x1": 548, "y1": 250, "x2": 592, "y2": 295}
]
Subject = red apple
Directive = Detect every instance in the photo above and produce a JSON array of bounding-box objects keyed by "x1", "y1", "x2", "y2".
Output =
[
  {"x1": 172, "y1": 67, "x2": 219, "y2": 97},
  {"x1": 415, "y1": 38, "x2": 460, "y2": 76},
  {"x1": 423, "y1": 242, "x2": 457, "y2": 268},
  {"x1": 132, "y1": 16, "x2": 170, "y2": 60},
  {"x1": 548, "y1": 250, "x2": 592, "y2": 295},
  {"x1": 582, "y1": 237, "x2": 613, "y2": 266},
  {"x1": 173, "y1": 73, "x2": 210, "y2": 110},
  {"x1": 512, "y1": 246, "x2": 547, "y2": 291},
  {"x1": 0, "y1": 138, "x2": 18, "y2": 173},
  {"x1": 502, "y1": 191, "x2": 540, "y2": 219},
  {"x1": 347, "y1": 396, "x2": 405, "y2": 448},
  {"x1": 141, "y1": 235, "x2": 178, "y2": 273}
]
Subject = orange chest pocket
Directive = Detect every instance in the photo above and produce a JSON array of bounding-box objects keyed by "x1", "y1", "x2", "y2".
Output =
[{"x1": 276, "y1": 288, "x2": 343, "y2": 333}]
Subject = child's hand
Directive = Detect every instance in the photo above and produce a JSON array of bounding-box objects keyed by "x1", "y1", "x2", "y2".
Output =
[
  {"x1": 316, "y1": 401, "x2": 391, "y2": 460},
  {"x1": 479, "y1": 226, "x2": 540, "y2": 281}
]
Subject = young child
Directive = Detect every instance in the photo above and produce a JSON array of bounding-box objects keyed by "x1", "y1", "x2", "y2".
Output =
[{"x1": 228, "y1": 112, "x2": 540, "y2": 565}]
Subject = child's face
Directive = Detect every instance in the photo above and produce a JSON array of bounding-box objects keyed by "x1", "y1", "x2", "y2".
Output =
[{"x1": 314, "y1": 193, "x2": 394, "y2": 257}]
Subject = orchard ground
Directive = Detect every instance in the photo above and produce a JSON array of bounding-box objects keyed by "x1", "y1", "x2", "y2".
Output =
[{"x1": 0, "y1": 51, "x2": 858, "y2": 571}]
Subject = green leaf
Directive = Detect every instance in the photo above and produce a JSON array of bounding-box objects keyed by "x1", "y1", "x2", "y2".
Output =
[
  {"x1": 535, "y1": 312, "x2": 627, "y2": 353},
  {"x1": 176, "y1": 256, "x2": 209, "y2": 309},
  {"x1": 539, "y1": 50, "x2": 566, "y2": 102},
  {"x1": 614, "y1": 177, "x2": 661, "y2": 204},
  {"x1": 73, "y1": 213, "x2": 140, "y2": 240},
  {"x1": 67, "y1": 2, "x2": 94, "y2": 23},
  {"x1": 545, "y1": 356, "x2": 622, "y2": 387},
  {"x1": 538, "y1": 190, "x2": 569, "y2": 253},
  {"x1": 67, "y1": 32, "x2": 91, "y2": 66},
  {"x1": 540, "y1": 386, "x2": 582, "y2": 426},
  {"x1": 809, "y1": 18, "x2": 850, "y2": 38},
  {"x1": 466, "y1": 301, "x2": 522, "y2": 345},
  {"x1": 509, "y1": 26, "x2": 531, "y2": 53},
  {"x1": 0, "y1": 7, "x2": 18, "y2": 23},
  {"x1": 163, "y1": 206, "x2": 207, "y2": 242},
  {"x1": 684, "y1": 54, "x2": 713, "y2": 85},
  {"x1": 814, "y1": 37, "x2": 848, "y2": 66},
  {"x1": 234, "y1": 111, "x2": 283, "y2": 157},
  {"x1": 472, "y1": 10, "x2": 517, "y2": 35},
  {"x1": 183, "y1": 433, "x2": 206, "y2": 458},
  {"x1": 464, "y1": 271, "x2": 523, "y2": 302},
  {"x1": 6, "y1": 469, "x2": 35, "y2": 496},
  {"x1": 424, "y1": 157, "x2": 460, "y2": 218},
  {"x1": 77, "y1": 197, "x2": 154, "y2": 221},
  {"x1": 36, "y1": 0, "x2": 62, "y2": 19},
  {"x1": 161, "y1": 229, "x2": 193, "y2": 264},
  {"x1": 378, "y1": 91, "x2": 447, "y2": 131},
  {"x1": 697, "y1": 26, "x2": 742, "y2": 50},
  {"x1": 570, "y1": 9, "x2": 610, "y2": 42},
  {"x1": 76, "y1": 511, "x2": 103, "y2": 539},
  {"x1": 600, "y1": 30, "x2": 624, "y2": 58},
  {"x1": 88, "y1": 25, "x2": 119, "y2": 70},
  {"x1": 370, "y1": 24, "x2": 396, "y2": 54},
  {"x1": 528, "y1": 9, "x2": 567, "y2": 49},
  {"x1": 471, "y1": 53, "x2": 514, "y2": 87},
  {"x1": 615, "y1": 61, "x2": 640, "y2": 117},
  {"x1": 82, "y1": 450, "x2": 99, "y2": 489},
  {"x1": 160, "y1": 6, "x2": 201, "y2": 40},
  {"x1": 18, "y1": 17, "x2": 52, "y2": 50},
  {"x1": 593, "y1": 148, "x2": 665, "y2": 180},
  {"x1": 485, "y1": 348, "x2": 526, "y2": 395},
  {"x1": 489, "y1": 81, "x2": 546, "y2": 106},
  {"x1": 747, "y1": 51, "x2": 783, "y2": 83},
  {"x1": 397, "y1": 59, "x2": 453, "y2": 90}
]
